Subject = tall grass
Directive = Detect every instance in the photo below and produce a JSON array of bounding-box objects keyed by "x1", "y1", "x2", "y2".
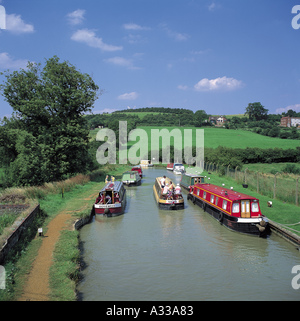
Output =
[
  {"x1": 0, "y1": 213, "x2": 17, "y2": 235},
  {"x1": 211, "y1": 164, "x2": 300, "y2": 207}
]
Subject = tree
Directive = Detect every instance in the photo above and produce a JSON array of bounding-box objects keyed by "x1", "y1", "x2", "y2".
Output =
[
  {"x1": 194, "y1": 110, "x2": 208, "y2": 127},
  {"x1": 244, "y1": 102, "x2": 268, "y2": 121},
  {"x1": 0, "y1": 56, "x2": 100, "y2": 185}
]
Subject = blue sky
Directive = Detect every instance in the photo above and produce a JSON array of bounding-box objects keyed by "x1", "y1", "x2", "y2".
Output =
[{"x1": 0, "y1": 0, "x2": 300, "y2": 118}]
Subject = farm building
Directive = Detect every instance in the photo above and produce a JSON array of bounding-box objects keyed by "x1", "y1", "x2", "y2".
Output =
[
  {"x1": 280, "y1": 116, "x2": 300, "y2": 128},
  {"x1": 209, "y1": 116, "x2": 228, "y2": 126}
]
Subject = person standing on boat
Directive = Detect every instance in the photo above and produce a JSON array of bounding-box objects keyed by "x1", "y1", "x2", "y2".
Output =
[
  {"x1": 111, "y1": 176, "x2": 115, "y2": 184},
  {"x1": 163, "y1": 184, "x2": 169, "y2": 195},
  {"x1": 167, "y1": 181, "x2": 174, "y2": 199},
  {"x1": 160, "y1": 176, "x2": 166, "y2": 188},
  {"x1": 175, "y1": 184, "x2": 181, "y2": 195},
  {"x1": 105, "y1": 175, "x2": 109, "y2": 183},
  {"x1": 105, "y1": 194, "x2": 112, "y2": 204}
]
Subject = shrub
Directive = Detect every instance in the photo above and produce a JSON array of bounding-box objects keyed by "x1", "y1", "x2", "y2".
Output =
[{"x1": 282, "y1": 164, "x2": 300, "y2": 174}]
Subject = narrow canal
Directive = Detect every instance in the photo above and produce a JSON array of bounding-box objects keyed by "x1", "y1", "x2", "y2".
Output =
[{"x1": 77, "y1": 168, "x2": 300, "y2": 301}]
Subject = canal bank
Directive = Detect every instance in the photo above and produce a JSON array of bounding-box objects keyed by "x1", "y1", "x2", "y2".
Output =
[{"x1": 78, "y1": 167, "x2": 300, "y2": 301}]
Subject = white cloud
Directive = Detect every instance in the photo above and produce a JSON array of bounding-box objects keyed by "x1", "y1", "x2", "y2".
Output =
[
  {"x1": 208, "y1": 2, "x2": 221, "y2": 11},
  {"x1": 67, "y1": 9, "x2": 85, "y2": 25},
  {"x1": 104, "y1": 56, "x2": 139, "y2": 70},
  {"x1": 0, "y1": 52, "x2": 29, "y2": 70},
  {"x1": 123, "y1": 23, "x2": 150, "y2": 31},
  {"x1": 178, "y1": 85, "x2": 188, "y2": 91},
  {"x1": 276, "y1": 104, "x2": 300, "y2": 114},
  {"x1": 160, "y1": 23, "x2": 190, "y2": 42},
  {"x1": 117, "y1": 92, "x2": 139, "y2": 100},
  {"x1": 6, "y1": 13, "x2": 34, "y2": 34},
  {"x1": 194, "y1": 76, "x2": 244, "y2": 92},
  {"x1": 71, "y1": 29, "x2": 123, "y2": 52}
]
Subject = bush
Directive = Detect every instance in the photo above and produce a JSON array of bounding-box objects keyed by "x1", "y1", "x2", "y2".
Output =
[{"x1": 282, "y1": 164, "x2": 300, "y2": 174}]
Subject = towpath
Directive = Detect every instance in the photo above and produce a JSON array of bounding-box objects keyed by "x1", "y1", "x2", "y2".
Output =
[{"x1": 18, "y1": 189, "x2": 99, "y2": 301}]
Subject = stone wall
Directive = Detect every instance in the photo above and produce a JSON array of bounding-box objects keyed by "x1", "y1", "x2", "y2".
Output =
[{"x1": 0, "y1": 204, "x2": 40, "y2": 264}]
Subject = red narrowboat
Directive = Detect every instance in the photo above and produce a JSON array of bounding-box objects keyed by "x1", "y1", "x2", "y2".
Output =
[
  {"x1": 94, "y1": 181, "x2": 126, "y2": 217},
  {"x1": 131, "y1": 165, "x2": 143, "y2": 178},
  {"x1": 187, "y1": 183, "x2": 270, "y2": 237},
  {"x1": 167, "y1": 163, "x2": 174, "y2": 170}
]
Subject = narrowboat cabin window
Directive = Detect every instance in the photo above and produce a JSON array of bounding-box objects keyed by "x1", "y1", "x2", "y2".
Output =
[
  {"x1": 252, "y1": 201, "x2": 259, "y2": 212},
  {"x1": 197, "y1": 189, "x2": 200, "y2": 196},
  {"x1": 210, "y1": 195, "x2": 214, "y2": 203},
  {"x1": 222, "y1": 200, "x2": 227, "y2": 210},
  {"x1": 232, "y1": 202, "x2": 240, "y2": 213},
  {"x1": 203, "y1": 191, "x2": 206, "y2": 199},
  {"x1": 215, "y1": 197, "x2": 218, "y2": 205}
]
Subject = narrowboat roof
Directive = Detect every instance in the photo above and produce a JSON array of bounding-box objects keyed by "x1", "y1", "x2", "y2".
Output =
[
  {"x1": 194, "y1": 183, "x2": 258, "y2": 202},
  {"x1": 183, "y1": 173, "x2": 204, "y2": 178},
  {"x1": 100, "y1": 181, "x2": 124, "y2": 193},
  {"x1": 123, "y1": 171, "x2": 138, "y2": 175}
]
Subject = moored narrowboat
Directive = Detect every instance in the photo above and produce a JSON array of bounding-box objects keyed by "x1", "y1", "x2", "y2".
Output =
[
  {"x1": 140, "y1": 159, "x2": 154, "y2": 167},
  {"x1": 131, "y1": 165, "x2": 143, "y2": 178},
  {"x1": 166, "y1": 163, "x2": 174, "y2": 170},
  {"x1": 153, "y1": 177, "x2": 184, "y2": 210},
  {"x1": 122, "y1": 171, "x2": 141, "y2": 186},
  {"x1": 94, "y1": 181, "x2": 126, "y2": 217},
  {"x1": 188, "y1": 183, "x2": 270, "y2": 237},
  {"x1": 180, "y1": 173, "x2": 205, "y2": 191}
]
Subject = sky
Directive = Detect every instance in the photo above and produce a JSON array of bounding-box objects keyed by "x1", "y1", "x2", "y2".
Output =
[{"x1": 0, "y1": 0, "x2": 300, "y2": 118}]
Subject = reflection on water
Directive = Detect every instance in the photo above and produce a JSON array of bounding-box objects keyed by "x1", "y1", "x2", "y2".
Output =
[{"x1": 78, "y1": 167, "x2": 300, "y2": 301}]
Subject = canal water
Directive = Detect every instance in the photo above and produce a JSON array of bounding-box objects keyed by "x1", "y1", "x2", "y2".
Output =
[{"x1": 77, "y1": 168, "x2": 300, "y2": 301}]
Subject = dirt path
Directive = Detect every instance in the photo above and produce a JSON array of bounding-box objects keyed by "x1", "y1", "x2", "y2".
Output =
[
  {"x1": 18, "y1": 189, "x2": 100, "y2": 301},
  {"x1": 18, "y1": 211, "x2": 73, "y2": 301}
]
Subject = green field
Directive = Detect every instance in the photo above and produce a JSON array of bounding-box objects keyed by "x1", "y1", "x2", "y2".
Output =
[{"x1": 126, "y1": 126, "x2": 300, "y2": 150}]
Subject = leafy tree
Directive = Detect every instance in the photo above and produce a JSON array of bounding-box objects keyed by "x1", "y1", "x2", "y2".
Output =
[
  {"x1": 244, "y1": 102, "x2": 268, "y2": 121},
  {"x1": 0, "y1": 56, "x2": 100, "y2": 185},
  {"x1": 194, "y1": 110, "x2": 208, "y2": 127}
]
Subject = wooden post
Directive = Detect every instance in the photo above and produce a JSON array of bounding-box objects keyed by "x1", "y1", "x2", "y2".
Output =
[
  {"x1": 235, "y1": 166, "x2": 238, "y2": 181},
  {"x1": 257, "y1": 172, "x2": 259, "y2": 193},
  {"x1": 273, "y1": 172, "x2": 279, "y2": 199},
  {"x1": 296, "y1": 177, "x2": 299, "y2": 206},
  {"x1": 244, "y1": 168, "x2": 248, "y2": 184}
]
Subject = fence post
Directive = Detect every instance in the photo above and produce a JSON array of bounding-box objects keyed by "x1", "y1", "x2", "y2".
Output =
[
  {"x1": 273, "y1": 172, "x2": 279, "y2": 199},
  {"x1": 296, "y1": 177, "x2": 299, "y2": 206},
  {"x1": 257, "y1": 172, "x2": 259, "y2": 193},
  {"x1": 235, "y1": 166, "x2": 239, "y2": 181},
  {"x1": 244, "y1": 168, "x2": 248, "y2": 184}
]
